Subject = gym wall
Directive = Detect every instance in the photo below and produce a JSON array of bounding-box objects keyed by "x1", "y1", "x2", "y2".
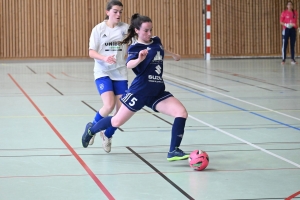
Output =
[
  {"x1": 0, "y1": 0, "x2": 203, "y2": 59},
  {"x1": 1, "y1": 0, "x2": 298, "y2": 59}
]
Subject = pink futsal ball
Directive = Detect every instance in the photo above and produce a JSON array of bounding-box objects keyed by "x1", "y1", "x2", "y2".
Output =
[{"x1": 188, "y1": 150, "x2": 209, "y2": 171}]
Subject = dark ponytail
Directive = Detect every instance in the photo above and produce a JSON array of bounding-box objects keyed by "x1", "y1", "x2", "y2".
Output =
[
  {"x1": 292, "y1": 6, "x2": 295, "y2": 19},
  {"x1": 121, "y1": 13, "x2": 152, "y2": 45}
]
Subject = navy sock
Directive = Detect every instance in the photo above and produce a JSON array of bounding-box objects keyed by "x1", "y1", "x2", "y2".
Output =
[
  {"x1": 104, "y1": 127, "x2": 117, "y2": 138},
  {"x1": 93, "y1": 111, "x2": 103, "y2": 125},
  {"x1": 90, "y1": 116, "x2": 113, "y2": 134},
  {"x1": 169, "y1": 117, "x2": 186, "y2": 152}
]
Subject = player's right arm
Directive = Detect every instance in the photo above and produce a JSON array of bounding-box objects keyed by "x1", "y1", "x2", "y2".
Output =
[
  {"x1": 280, "y1": 11, "x2": 285, "y2": 26},
  {"x1": 126, "y1": 49, "x2": 148, "y2": 69},
  {"x1": 88, "y1": 25, "x2": 116, "y2": 64},
  {"x1": 89, "y1": 50, "x2": 116, "y2": 64}
]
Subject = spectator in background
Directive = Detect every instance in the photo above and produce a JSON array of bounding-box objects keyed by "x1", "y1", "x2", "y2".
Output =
[{"x1": 280, "y1": 1, "x2": 298, "y2": 65}]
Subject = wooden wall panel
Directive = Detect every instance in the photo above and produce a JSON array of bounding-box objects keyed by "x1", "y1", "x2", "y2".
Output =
[
  {"x1": 5, "y1": 0, "x2": 300, "y2": 59},
  {"x1": 0, "y1": 0, "x2": 203, "y2": 59},
  {"x1": 211, "y1": 0, "x2": 300, "y2": 57}
]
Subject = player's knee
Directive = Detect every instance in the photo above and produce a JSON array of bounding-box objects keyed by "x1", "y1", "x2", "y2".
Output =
[
  {"x1": 111, "y1": 117, "x2": 124, "y2": 127},
  {"x1": 181, "y1": 109, "x2": 188, "y2": 118},
  {"x1": 103, "y1": 103, "x2": 115, "y2": 113},
  {"x1": 175, "y1": 107, "x2": 188, "y2": 118}
]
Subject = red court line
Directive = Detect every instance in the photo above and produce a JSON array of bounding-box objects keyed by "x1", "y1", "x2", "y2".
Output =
[
  {"x1": 1, "y1": 167, "x2": 299, "y2": 180},
  {"x1": 286, "y1": 191, "x2": 300, "y2": 200},
  {"x1": 47, "y1": 72, "x2": 57, "y2": 79},
  {"x1": 8, "y1": 73, "x2": 114, "y2": 200},
  {"x1": 61, "y1": 72, "x2": 71, "y2": 77}
]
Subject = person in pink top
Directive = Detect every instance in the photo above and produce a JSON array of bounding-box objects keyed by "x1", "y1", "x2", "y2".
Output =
[{"x1": 280, "y1": 1, "x2": 298, "y2": 65}]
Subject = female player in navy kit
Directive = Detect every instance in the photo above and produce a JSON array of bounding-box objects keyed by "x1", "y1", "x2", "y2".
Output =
[
  {"x1": 87, "y1": 0, "x2": 129, "y2": 151},
  {"x1": 280, "y1": 1, "x2": 298, "y2": 65},
  {"x1": 82, "y1": 13, "x2": 189, "y2": 161}
]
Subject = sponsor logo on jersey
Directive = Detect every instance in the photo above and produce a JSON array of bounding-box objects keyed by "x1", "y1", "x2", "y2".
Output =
[
  {"x1": 148, "y1": 66, "x2": 162, "y2": 81},
  {"x1": 128, "y1": 52, "x2": 139, "y2": 58},
  {"x1": 153, "y1": 51, "x2": 162, "y2": 61},
  {"x1": 155, "y1": 65, "x2": 161, "y2": 74},
  {"x1": 104, "y1": 41, "x2": 122, "y2": 51},
  {"x1": 148, "y1": 75, "x2": 162, "y2": 80},
  {"x1": 151, "y1": 51, "x2": 163, "y2": 63}
]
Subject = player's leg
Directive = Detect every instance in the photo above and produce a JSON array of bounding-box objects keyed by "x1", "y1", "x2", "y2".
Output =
[
  {"x1": 290, "y1": 28, "x2": 297, "y2": 64},
  {"x1": 102, "y1": 80, "x2": 127, "y2": 138},
  {"x1": 89, "y1": 77, "x2": 115, "y2": 145},
  {"x1": 153, "y1": 92, "x2": 189, "y2": 161},
  {"x1": 282, "y1": 29, "x2": 289, "y2": 65},
  {"x1": 82, "y1": 104, "x2": 135, "y2": 148},
  {"x1": 100, "y1": 80, "x2": 128, "y2": 152},
  {"x1": 82, "y1": 92, "x2": 143, "y2": 148}
]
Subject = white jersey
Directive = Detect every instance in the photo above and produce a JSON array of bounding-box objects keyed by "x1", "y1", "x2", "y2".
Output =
[{"x1": 89, "y1": 21, "x2": 129, "y2": 80}]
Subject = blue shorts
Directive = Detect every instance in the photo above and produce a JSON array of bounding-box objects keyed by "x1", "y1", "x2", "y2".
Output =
[
  {"x1": 120, "y1": 91, "x2": 173, "y2": 112},
  {"x1": 95, "y1": 76, "x2": 128, "y2": 95}
]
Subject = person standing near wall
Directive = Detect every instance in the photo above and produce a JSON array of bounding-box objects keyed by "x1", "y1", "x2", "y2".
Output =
[
  {"x1": 280, "y1": 1, "x2": 298, "y2": 65},
  {"x1": 88, "y1": 0, "x2": 129, "y2": 152}
]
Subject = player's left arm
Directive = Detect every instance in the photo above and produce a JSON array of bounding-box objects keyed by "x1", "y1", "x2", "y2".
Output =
[{"x1": 164, "y1": 49, "x2": 181, "y2": 61}]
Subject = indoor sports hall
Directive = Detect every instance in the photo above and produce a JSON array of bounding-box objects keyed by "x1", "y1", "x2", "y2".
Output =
[{"x1": 1, "y1": 0, "x2": 300, "y2": 200}]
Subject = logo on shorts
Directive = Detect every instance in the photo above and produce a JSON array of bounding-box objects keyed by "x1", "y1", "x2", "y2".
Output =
[
  {"x1": 99, "y1": 83, "x2": 104, "y2": 90},
  {"x1": 155, "y1": 65, "x2": 161, "y2": 74}
]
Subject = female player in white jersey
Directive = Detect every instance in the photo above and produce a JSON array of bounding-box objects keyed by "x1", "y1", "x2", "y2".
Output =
[
  {"x1": 82, "y1": 13, "x2": 189, "y2": 161},
  {"x1": 88, "y1": 0, "x2": 129, "y2": 152}
]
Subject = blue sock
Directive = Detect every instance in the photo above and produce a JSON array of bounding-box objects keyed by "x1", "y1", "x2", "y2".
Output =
[
  {"x1": 104, "y1": 127, "x2": 117, "y2": 138},
  {"x1": 90, "y1": 116, "x2": 113, "y2": 134},
  {"x1": 169, "y1": 117, "x2": 186, "y2": 152},
  {"x1": 93, "y1": 111, "x2": 103, "y2": 125}
]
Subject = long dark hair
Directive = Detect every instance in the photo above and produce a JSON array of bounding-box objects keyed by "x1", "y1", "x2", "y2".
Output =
[
  {"x1": 121, "y1": 13, "x2": 152, "y2": 45},
  {"x1": 287, "y1": 1, "x2": 296, "y2": 18},
  {"x1": 105, "y1": 0, "x2": 123, "y2": 20}
]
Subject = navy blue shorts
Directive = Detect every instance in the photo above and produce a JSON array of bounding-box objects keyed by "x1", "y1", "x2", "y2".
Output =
[
  {"x1": 95, "y1": 76, "x2": 128, "y2": 95},
  {"x1": 120, "y1": 91, "x2": 173, "y2": 112}
]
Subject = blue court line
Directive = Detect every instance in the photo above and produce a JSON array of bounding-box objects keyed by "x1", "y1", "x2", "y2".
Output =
[{"x1": 165, "y1": 80, "x2": 300, "y2": 131}]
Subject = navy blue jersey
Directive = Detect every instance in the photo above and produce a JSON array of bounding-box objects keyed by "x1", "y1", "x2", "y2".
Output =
[{"x1": 126, "y1": 36, "x2": 165, "y2": 96}]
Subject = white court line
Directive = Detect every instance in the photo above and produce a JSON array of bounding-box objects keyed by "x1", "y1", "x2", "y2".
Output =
[
  {"x1": 188, "y1": 114, "x2": 300, "y2": 168},
  {"x1": 164, "y1": 74, "x2": 300, "y2": 121}
]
